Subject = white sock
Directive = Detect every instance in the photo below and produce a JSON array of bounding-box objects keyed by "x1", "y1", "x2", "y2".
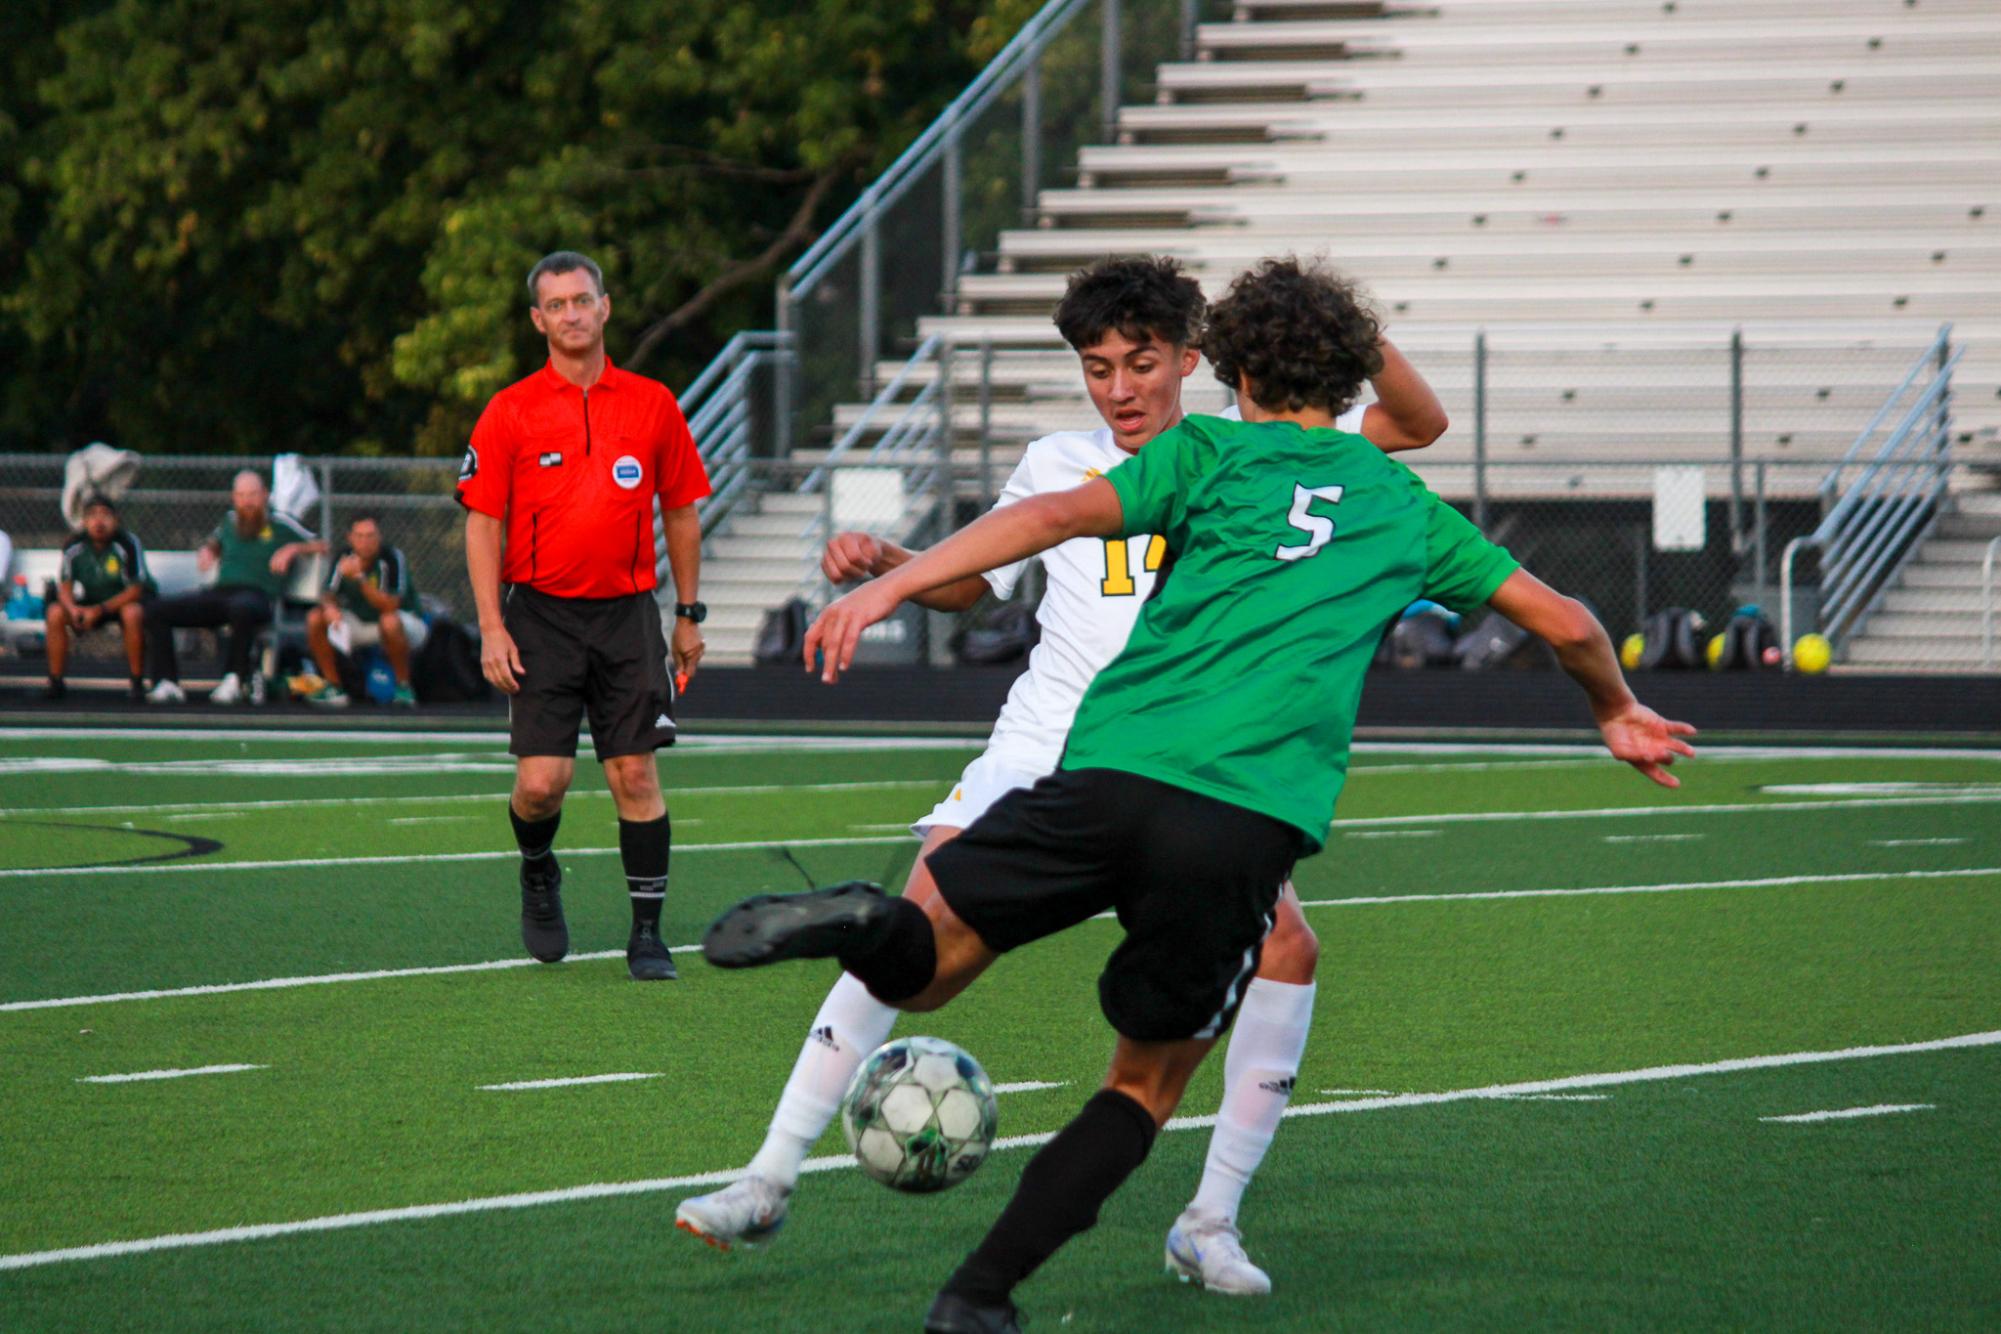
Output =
[
  {"x1": 1190, "y1": 977, "x2": 1316, "y2": 1224},
  {"x1": 745, "y1": 972, "x2": 899, "y2": 1188}
]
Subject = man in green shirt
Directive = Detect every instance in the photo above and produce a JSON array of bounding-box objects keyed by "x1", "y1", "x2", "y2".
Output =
[
  {"x1": 302, "y1": 513, "x2": 425, "y2": 708},
  {"x1": 145, "y1": 469, "x2": 324, "y2": 704},
  {"x1": 704, "y1": 258, "x2": 1696, "y2": 1334},
  {"x1": 44, "y1": 495, "x2": 150, "y2": 702}
]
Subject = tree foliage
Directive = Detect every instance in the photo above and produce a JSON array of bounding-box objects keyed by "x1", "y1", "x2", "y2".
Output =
[{"x1": 1, "y1": 0, "x2": 1037, "y2": 455}]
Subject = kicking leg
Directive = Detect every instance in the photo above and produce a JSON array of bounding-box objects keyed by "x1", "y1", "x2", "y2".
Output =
[
  {"x1": 1169, "y1": 882, "x2": 1318, "y2": 1295},
  {"x1": 930, "y1": 1036, "x2": 1213, "y2": 1330},
  {"x1": 678, "y1": 826, "x2": 963, "y2": 1248}
]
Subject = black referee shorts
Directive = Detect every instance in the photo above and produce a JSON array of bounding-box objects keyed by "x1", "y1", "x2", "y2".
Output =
[
  {"x1": 503, "y1": 584, "x2": 676, "y2": 762},
  {"x1": 925, "y1": 767, "x2": 1302, "y2": 1043}
]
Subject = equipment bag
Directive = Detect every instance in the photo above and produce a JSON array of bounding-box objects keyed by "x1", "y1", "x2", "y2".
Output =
[
  {"x1": 414, "y1": 618, "x2": 489, "y2": 702},
  {"x1": 1638, "y1": 607, "x2": 1707, "y2": 670},
  {"x1": 754, "y1": 597, "x2": 810, "y2": 666}
]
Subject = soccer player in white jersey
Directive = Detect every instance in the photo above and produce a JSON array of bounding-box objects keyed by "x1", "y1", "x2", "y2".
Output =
[{"x1": 677, "y1": 257, "x2": 1447, "y2": 1292}]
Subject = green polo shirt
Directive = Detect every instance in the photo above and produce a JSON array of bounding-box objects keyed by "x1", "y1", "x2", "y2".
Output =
[{"x1": 212, "y1": 511, "x2": 315, "y2": 598}]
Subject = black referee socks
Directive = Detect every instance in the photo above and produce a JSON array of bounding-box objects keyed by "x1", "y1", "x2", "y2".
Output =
[
  {"x1": 619, "y1": 814, "x2": 671, "y2": 929},
  {"x1": 942, "y1": 1089, "x2": 1159, "y2": 1305},
  {"x1": 509, "y1": 805, "x2": 561, "y2": 871}
]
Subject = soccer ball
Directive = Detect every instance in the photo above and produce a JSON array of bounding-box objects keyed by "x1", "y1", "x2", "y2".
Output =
[
  {"x1": 1793, "y1": 632, "x2": 1833, "y2": 674},
  {"x1": 841, "y1": 1036, "x2": 998, "y2": 1193}
]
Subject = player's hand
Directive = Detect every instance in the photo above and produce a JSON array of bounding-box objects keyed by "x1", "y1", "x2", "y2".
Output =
[
  {"x1": 1596, "y1": 702, "x2": 1697, "y2": 788},
  {"x1": 79, "y1": 605, "x2": 102, "y2": 630},
  {"x1": 322, "y1": 605, "x2": 343, "y2": 629},
  {"x1": 269, "y1": 547, "x2": 294, "y2": 575},
  {"x1": 671, "y1": 616, "x2": 704, "y2": 682},
  {"x1": 803, "y1": 582, "x2": 900, "y2": 683},
  {"x1": 821, "y1": 531, "x2": 885, "y2": 585},
  {"x1": 336, "y1": 554, "x2": 364, "y2": 580},
  {"x1": 480, "y1": 623, "x2": 526, "y2": 695},
  {"x1": 196, "y1": 546, "x2": 218, "y2": 573}
]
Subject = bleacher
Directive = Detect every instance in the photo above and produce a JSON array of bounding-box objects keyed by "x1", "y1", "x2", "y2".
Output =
[{"x1": 695, "y1": 0, "x2": 2001, "y2": 666}]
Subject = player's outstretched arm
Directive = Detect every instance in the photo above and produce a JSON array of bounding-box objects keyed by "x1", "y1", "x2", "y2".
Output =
[
  {"x1": 1359, "y1": 335, "x2": 1449, "y2": 453},
  {"x1": 821, "y1": 531, "x2": 990, "y2": 613},
  {"x1": 1487, "y1": 569, "x2": 1698, "y2": 787},
  {"x1": 805, "y1": 479, "x2": 1124, "y2": 682}
]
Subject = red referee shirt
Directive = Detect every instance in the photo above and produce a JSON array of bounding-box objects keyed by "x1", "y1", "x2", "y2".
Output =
[{"x1": 457, "y1": 358, "x2": 712, "y2": 599}]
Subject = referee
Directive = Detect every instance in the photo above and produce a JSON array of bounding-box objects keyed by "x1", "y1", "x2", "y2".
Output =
[{"x1": 457, "y1": 250, "x2": 712, "y2": 981}]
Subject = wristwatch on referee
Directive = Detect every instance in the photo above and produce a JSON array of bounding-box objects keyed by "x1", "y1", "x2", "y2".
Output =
[{"x1": 674, "y1": 601, "x2": 708, "y2": 624}]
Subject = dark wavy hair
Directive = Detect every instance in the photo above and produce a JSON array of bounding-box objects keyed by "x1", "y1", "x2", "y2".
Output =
[
  {"x1": 1053, "y1": 255, "x2": 1206, "y2": 352},
  {"x1": 1205, "y1": 258, "x2": 1382, "y2": 415}
]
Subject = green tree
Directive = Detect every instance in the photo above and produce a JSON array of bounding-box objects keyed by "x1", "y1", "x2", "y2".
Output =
[{"x1": 4, "y1": 0, "x2": 1037, "y2": 456}]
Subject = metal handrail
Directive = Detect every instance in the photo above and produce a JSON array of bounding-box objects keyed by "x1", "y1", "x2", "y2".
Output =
[
  {"x1": 1819, "y1": 324, "x2": 1953, "y2": 484},
  {"x1": 799, "y1": 335, "x2": 944, "y2": 496},
  {"x1": 1780, "y1": 338, "x2": 1957, "y2": 667},
  {"x1": 1983, "y1": 535, "x2": 2001, "y2": 670},
  {"x1": 786, "y1": 0, "x2": 1095, "y2": 299}
]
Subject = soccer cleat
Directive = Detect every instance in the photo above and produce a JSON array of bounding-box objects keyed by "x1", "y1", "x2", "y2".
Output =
[
  {"x1": 700, "y1": 881, "x2": 889, "y2": 970},
  {"x1": 519, "y1": 861, "x2": 568, "y2": 963},
  {"x1": 674, "y1": 1174, "x2": 791, "y2": 1251},
  {"x1": 1164, "y1": 1208, "x2": 1272, "y2": 1296},
  {"x1": 127, "y1": 680, "x2": 147, "y2": 702},
  {"x1": 627, "y1": 924, "x2": 678, "y2": 981},
  {"x1": 147, "y1": 679, "x2": 186, "y2": 705},
  {"x1": 390, "y1": 683, "x2": 417, "y2": 708},
  {"x1": 923, "y1": 1291, "x2": 1024, "y2": 1334},
  {"x1": 306, "y1": 684, "x2": 351, "y2": 708},
  {"x1": 42, "y1": 679, "x2": 66, "y2": 702},
  {"x1": 208, "y1": 672, "x2": 245, "y2": 705}
]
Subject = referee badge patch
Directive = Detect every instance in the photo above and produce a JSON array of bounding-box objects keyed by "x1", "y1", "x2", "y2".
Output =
[
  {"x1": 539, "y1": 451, "x2": 563, "y2": 468},
  {"x1": 612, "y1": 455, "x2": 644, "y2": 490},
  {"x1": 458, "y1": 446, "x2": 478, "y2": 482}
]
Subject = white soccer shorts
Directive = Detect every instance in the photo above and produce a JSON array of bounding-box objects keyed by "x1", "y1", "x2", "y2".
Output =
[{"x1": 911, "y1": 750, "x2": 1049, "y2": 839}]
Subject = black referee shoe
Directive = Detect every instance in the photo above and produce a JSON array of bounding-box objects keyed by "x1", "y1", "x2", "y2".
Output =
[
  {"x1": 924, "y1": 1291, "x2": 1022, "y2": 1334},
  {"x1": 520, "y1": 860, "x2": 568, "y2": 963},
  {"x1": 627, "y1": 924, "x2": 678, "y2": 981},
  {"x1": 701, "y1": 881, "x2": 888, "y2": 970}
]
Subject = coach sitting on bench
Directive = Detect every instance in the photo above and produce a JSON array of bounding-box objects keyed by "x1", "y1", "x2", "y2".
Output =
[
  {"x1": 146, "y1": 469, "x2": 325, "y2": 705},
  {"x1": 302, "y1": 512, "x2": 425, "y2": 708},
  {"x1": 45, "y1": 495, "x2": 150, "y2": 703}
]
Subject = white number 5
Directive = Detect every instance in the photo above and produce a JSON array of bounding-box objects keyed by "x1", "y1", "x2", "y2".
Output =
[{"x1": 1274, "y1": 483, "x2": 1346, "y2": 561}]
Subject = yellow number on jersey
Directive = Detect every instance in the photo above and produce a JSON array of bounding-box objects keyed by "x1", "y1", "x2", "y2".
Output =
[{"x1": 1099, "y1": 535, "x2": 1166, "y2": 597}]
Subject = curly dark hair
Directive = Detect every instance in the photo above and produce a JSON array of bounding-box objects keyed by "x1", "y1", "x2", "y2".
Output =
[
  {"x1": 1204, "y1": 258, "x2": 1382, "y2": 415},
  {"x1": 1053, "y1": 255, "x2": 1206, "y2": 352}
]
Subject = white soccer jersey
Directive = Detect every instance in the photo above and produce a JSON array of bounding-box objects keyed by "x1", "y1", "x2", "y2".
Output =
[{"x1": 975, "y1": 399, "x2": 1368, "y2": 774}]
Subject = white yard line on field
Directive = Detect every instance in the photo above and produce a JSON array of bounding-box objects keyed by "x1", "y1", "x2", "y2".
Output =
[
  {"x1": 1759, "y1": 1103, "x2": 1933, "y2": 1124},
  {"x1": 1871, "y1": 838, "x2": 1970, "y2": 848},
  {"x1": 1602, "y1": 833, "x2": 1706, "y2": 844},
  {"x1": 76, "y1": 1064, "x2": 266, "y2": 1085},
  {"x1": 1341, "y1": 829, "x2": 1440, "y2": 840},
  {"x1": 478, "y1": 1073, "x2": 662, "y2": 1092},
  {"x1": 993, "y1": 1081, "x2": 1068, "y2": 1095},
  {"x1": 0, "y1": 779, "x2": 944, "y2": 820},
  {"x1": 5, "y1": 1030, "x2": 1991, "y2": 1272},
  {"x1": 0, "y1": 834, "x2": 913, "y2": 881},
  {"x1": 7, "y1": 865, "x2": 1995, "y2": 1016}
]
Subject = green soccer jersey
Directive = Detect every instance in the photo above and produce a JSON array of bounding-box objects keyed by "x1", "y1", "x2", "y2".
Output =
[
  {"x1": 1061, "y1": 413, "x2": 1520, "y2": 851},
  {"x1": 326, "y1": 545, "x2": 416, "y2": 620},
  {"x1": 212, "y1": 511, "x2": 315, "y2": 598},
  {"x1": 59, "y1": 531, "x2": 149, "y2": 606}
]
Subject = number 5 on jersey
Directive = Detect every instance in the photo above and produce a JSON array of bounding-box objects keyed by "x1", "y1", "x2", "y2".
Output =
[
  {"x1": 1275, "y1": 483, "x2": 1346, "y2": 561},
  {"x1": 1101, "y1": 534, "x2": 1167, "y2": 596}
]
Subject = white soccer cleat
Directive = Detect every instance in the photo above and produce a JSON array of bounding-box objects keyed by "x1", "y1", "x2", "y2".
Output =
[
  {"x1": 146, "y1": 680, "x2": 186, "y2": 704},
  {"x1": 208, "y1": 672, "x2": 244, "y2": 705},
  {"x1": 674, "y1": 1174, "x2": 791, "y2": 1251},
  {"x1": 1165, "y1": 1208, "x2": 1273, "y2": 1296}
]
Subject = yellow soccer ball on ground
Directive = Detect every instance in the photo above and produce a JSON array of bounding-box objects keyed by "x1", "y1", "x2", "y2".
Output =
[
  {"x1": 1793, "y1": 633, "x2": 1833, "y2": 674},
  {"x1": 1704, "y1": 633, "x2": 1727, "y2": 670},
  {"x1": 1619, "y1": 633, "x2": 1645, "y2": 670}
]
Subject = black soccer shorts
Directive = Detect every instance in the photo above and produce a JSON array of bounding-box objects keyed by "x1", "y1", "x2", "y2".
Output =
[
  {"x1": 502, "y1": 584, "x2": 676, "y2": 762},
  {"x1": 925, "y1": 767, "x2": 1302, "y2": 1042}
]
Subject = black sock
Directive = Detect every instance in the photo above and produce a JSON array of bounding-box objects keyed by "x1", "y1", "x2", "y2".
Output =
[
  {"x1": 835, "y1": 895, "x2": 937, "y2": 1004},
  {"x1": 619, "y1": 814, "x2": 671, "y2": 931},
  {"x1": 943, "y1": 1089, "x2": 1159, "y2": 1306},
  {"x1": 509, "y1": 804, "x2": 561, "y2": 871}
]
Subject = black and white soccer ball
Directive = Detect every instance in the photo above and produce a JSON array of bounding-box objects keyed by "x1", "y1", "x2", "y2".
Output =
[{"x1": 841, "y1": 1036, "x2": 998, "y2": 1193}]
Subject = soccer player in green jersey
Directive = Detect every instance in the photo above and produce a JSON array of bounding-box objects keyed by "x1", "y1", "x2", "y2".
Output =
[
  {"x1": 704, "y1": 258, "x2": 1695, "y2": 1334},
  {"x1": 45, "y1": 495, "x2": 150, "y2": 701}
]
